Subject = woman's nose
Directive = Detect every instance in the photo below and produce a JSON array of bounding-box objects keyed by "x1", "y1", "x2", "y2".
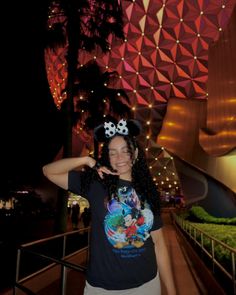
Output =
[{"x1": 116, "y1": 153, "x2": 123, "y2": 160}]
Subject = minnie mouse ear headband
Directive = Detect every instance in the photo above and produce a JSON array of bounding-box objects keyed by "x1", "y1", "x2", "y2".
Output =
[{"x1": 94, "y1": 118, "x2": 142, "y2": 142}]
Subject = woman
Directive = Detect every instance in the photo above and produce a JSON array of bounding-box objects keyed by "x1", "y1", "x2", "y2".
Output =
[{"x1": 42, "y1": 118, "x2": 176, "y2": 295}]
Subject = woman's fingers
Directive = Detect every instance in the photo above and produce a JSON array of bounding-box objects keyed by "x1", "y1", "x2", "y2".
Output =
[
  {"x1": 97, "y1": 166, "x2": 118, "y2": 178},
  {"x1": 97, "y1": 169, "x2": 104, "y2": 179}
]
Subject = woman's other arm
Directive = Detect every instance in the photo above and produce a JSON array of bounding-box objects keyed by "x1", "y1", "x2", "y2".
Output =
[{"x1": 151, "y1": 228, "x2": 176, "y2": 295}]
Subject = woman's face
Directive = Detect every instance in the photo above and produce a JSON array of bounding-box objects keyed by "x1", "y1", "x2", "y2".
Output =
[{"x1": 108, "y1": 136, "x2": 134, "y2": 181}]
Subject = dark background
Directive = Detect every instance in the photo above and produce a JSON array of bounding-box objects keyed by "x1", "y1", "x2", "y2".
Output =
[{"x1": 2, "y1": 2, "x2": 64, "y2": 189}]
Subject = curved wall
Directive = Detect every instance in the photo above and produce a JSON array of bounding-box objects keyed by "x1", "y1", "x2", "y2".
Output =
[{"x1": 174, "y1": 156, "x2": 236, "y2": 218}]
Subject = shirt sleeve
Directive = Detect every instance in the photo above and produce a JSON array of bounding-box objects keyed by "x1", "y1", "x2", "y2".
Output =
[
  {"x1": 68, "y1": 170, "x2": 82, "y2": 195},
  {"x1": 151, "y1": 213, "x2": 163, "y2": 231}
]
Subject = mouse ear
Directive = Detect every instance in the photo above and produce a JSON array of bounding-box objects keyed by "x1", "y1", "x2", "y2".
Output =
[
  {"x1": 93, "y1": 123, "x2": 107, "y2": 142},
  {"x1": 126, "y1": 119, "x2": 142, "y2": 137}
]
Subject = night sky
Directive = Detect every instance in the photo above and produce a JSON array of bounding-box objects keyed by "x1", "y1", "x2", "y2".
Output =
[{"x1": 2, "y1": 2, "x2": 64, "y2": 188}]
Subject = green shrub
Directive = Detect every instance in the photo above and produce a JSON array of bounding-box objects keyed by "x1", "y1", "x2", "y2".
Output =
[
  {"x1": 189, "y1": 222, "x2": 236, "y2": 272},
  {"x1": 188, "y1": 206, "x2": 236, "y2": 225}
]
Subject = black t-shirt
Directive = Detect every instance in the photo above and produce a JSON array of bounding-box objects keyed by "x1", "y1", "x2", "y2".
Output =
[{"x1": 68, "y1": 170, "x2": 163, "y2": 290}]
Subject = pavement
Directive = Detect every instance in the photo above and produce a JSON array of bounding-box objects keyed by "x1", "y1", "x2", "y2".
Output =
[{"x1": 161, "y1": 210, "x2": 207, "y2": 295}]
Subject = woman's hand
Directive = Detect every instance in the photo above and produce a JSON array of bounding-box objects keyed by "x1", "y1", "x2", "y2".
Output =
[
  {"x1": 86, "y1": 156, "x2": 97, "y2": 168},
  {"x1": 94, "y1": 164, "x2": 118, "y2": 179}
]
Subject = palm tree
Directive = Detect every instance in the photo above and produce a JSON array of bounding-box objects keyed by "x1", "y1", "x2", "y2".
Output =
[
  {"x1": 71, "y1": 60, "x2": 132, "y2": 158},
  {"x1": 44, "y1": 0, "x2": 126, "y2": 232},
  {"x1": 45, "y1": 0, "x2": 125, "y2": 155}
]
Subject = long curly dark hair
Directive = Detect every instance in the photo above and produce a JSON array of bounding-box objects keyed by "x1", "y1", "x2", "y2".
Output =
[{"x1": 80, "y1": 135, "x2": 161, "y2": 215}]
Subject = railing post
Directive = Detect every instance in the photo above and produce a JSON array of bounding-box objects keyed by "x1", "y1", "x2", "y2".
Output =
[
  {"x1": 14, "y1": 248, "x2": 22, "y2": 295},
  {"x1": 200, "y1": 232, "x2": 204, "y2": 258},
  {"x1": 62, "y1": 235, "x2": 67, "y2": 258},
  {"x1": 211, "y1": 239, "x2": 215, "y2": 273},
  {"x1": 61, "y1": 265, "x2": 67, "y2": 295},
  {"x1": 231, "y1": 252, "x2": 235, "y2": 295}
]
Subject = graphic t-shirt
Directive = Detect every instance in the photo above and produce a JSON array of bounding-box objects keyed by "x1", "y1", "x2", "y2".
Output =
[{"x1": 68, "y1": 171, "x2": 163, "y2": 290}]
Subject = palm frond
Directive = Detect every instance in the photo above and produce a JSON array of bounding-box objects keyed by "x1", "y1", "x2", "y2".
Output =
[{"x1": 73, "y1": 60, "x2": 131, "y2": 132}]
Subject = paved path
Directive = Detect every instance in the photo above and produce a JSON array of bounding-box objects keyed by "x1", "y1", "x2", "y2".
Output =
[{"x1": 161, "y1": 211, "x2": 207, "y2": 295}]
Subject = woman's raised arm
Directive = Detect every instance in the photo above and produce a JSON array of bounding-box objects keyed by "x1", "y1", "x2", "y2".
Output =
[{"x1": 42, "y1": 156, "x2": 96, "y2": 190}]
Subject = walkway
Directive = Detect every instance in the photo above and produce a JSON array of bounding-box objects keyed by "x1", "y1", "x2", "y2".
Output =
[{"x1": 161, "y1": 210, "x2": 207, "y2": 295}]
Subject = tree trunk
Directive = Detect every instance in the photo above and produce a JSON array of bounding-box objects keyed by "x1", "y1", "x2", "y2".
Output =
[{"x1": 54, "y1": 15, "x2": 79, "y2": 233}]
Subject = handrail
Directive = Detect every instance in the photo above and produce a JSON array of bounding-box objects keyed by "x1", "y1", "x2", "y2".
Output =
[
  {"x1": 173, "y1": 213, "x2": 236, "y2": 295},
  {"x1": 14, "y1": 227, "x2": 91, "y2": 295}
]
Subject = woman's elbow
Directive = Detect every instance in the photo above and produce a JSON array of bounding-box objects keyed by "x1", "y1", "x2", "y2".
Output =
[{"x1": 42, "y1": 165, "x2": 50, "y2": 178}]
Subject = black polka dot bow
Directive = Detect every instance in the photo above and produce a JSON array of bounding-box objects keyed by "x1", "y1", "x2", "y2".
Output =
[{"x1": 104, "y1": 119, "x2": 129, "y2": 138}]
